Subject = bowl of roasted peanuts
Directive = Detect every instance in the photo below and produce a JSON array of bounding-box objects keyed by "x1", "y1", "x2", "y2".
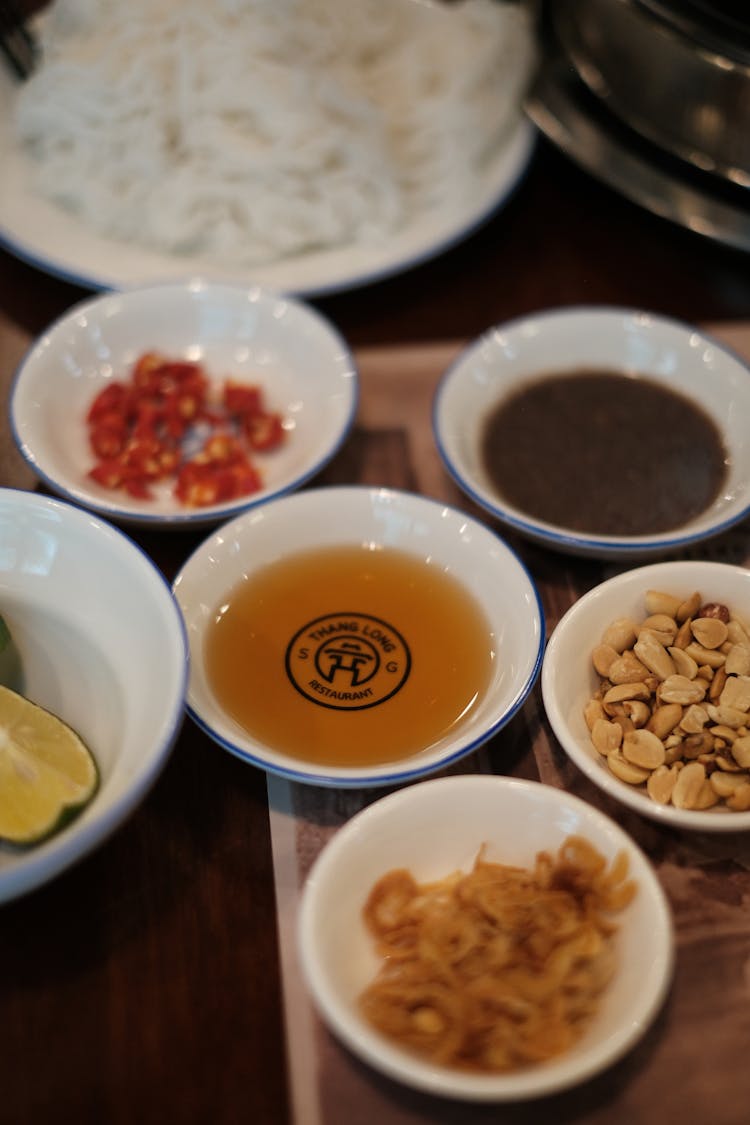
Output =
[{"x1": 542, "y1": 560, "x2": 750, "y2": 831}]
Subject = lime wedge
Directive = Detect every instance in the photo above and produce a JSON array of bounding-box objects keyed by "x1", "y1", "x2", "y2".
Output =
[{"x1": 0, "y1": 684, "x2": 99, "y2": 847}]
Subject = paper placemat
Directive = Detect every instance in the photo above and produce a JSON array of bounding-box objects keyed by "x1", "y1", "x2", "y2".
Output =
[{"x1": 269, "y1": 328, "x2": 750, "y2": 1125}]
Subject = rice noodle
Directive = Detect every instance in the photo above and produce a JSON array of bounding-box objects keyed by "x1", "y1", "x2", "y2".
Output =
[{"x1": 13, "y1": 0, "x2": 534, "y2": 268}]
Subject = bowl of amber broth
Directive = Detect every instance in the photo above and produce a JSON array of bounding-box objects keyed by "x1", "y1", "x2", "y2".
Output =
[
  {"x1": 0, "y1": 488, "x2": 187, "y2": 904},
  {"x1": 542, "y1": 560, "x2": 750, "y2": 832},
  {"x1": 297, "y1": 774, "x2": 674, "y2": 1101},
  {"x1": 172, "y1": 486, "x2": 544, "y2": 786},
  {"x1": 433, "y1": 307, "x2": 750, "y2": 558}
]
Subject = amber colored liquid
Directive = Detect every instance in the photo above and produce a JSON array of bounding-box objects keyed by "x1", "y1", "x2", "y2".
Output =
[{"x1": 204, "y1": 544, "x2": 495, "y2": 767}]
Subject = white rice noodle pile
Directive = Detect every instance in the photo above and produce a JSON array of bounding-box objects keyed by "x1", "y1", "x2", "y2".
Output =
[{"x1": 14, "y1": 0, "x2": 535, "y2": 266}]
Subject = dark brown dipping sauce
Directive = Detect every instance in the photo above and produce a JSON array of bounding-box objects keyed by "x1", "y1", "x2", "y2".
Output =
[{"x1": 480, "y1": 370, "x2": 728, "y2": 536}]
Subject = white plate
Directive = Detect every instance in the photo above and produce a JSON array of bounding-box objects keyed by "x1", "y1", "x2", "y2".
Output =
[
  {"x1": 0, "y1": 489, "x2": 187, "y2": 904},
  {"x1": 10, "y1": 279, "x2": 358, "y2": 529},
  {"x1": 434, "y1": 306, "x2": 750, "y2": 559},
  {"x1": 173, "y1": 486, "x2": 544, "y2": 787},
  {"x1": 298, "y1": 774, "x2": 674, "y2": 1101},
  {"x1": 0, "y1": 60, "x2": 535, "y2": 297}
]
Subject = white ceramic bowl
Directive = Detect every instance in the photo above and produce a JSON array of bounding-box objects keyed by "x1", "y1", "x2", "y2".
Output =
[
  {"x1": 433, "y1": 306, "x2": 750, "y2": 558},
  {"x1": 298, "y1": 774, "x2": 674, "y2": 1101},
  {"x1": 0, "y1": 487, "x2": 188, "y2": 903},
  {"x1": 542, "y1": 559, "x2": 750, "y2": 832},
  {"x1": 172, "y1": 485, "x2": 544, "y2": 787},
  {"x1": 10, "y1": 279, "x2": 358, "y2": 528}
]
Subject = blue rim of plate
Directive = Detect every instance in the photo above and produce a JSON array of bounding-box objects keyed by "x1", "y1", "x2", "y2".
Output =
[
  {"x1": 432, "y1": 305, "x2": 750, "y2": 558},
  {"x1": 174, "y1": 485, "x2": 546, "y2": 787},
  {"x1": 9, "y1": 281, "x2": 361, "y2": 528}
]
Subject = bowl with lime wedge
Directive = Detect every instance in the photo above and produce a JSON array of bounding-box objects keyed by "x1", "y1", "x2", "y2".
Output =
[{"x1": 0, "y1": 487, "x2": 188, "y2": 903}]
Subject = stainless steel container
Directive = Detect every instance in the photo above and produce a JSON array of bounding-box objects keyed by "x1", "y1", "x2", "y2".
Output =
[{"x1": 552, "y1": 0, "x2": 750, "y2": 187}]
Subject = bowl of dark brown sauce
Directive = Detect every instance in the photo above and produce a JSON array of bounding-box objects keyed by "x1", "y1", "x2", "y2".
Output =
[{"x1": 433, "y1": 307, "x2": 750, "y2": 558}]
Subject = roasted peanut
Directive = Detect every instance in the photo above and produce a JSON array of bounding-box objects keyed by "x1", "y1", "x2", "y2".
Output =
[
  {"x1": 592, "y1": 644, "x2": 619, "y2": 678},
  {"x1": 672, "y1": 762, "x2": 706, "y2": 810},
  {"x1": 659, "y1": 675, "x2": 707, "y2": 706},
  {"x1": 634, "y1": 630, "x2": 676, "y2": 680},
  {"x1": 716, "y1": 754, "x2": 744, "y2": 773},
  {"x1": 720, "y1": 675, "x2": 750, "y2": 713},
  {"x1": 622, "y1": 729, "x2": 665, "y2": 770},
  {"x1": 691, "y1": 616, "x2": 729, "y2": 649},
  {"x1": 608, "y1": 652, "x2": 650, "y2": 685},
  {"x1": 591, "y1": 718, "x2": 622, "y2": 756},
  {"x1": 698, "y1": 602, "x2": 730, "y2": 623},
  {"x1": 683, "y1": 732, "x2": 714, "y2": 759},
  {"x1": 728, "y1": 783, "x2": 750, "y2": 811},
  {"x1": 709, "y1": 665, "x2": 728, "y2": 701},
  {"x1": 585, "y1": 589, "x2": 750, "y2": 814},
  {"x1": 664, "y1": 742, "x2": 684, "y2": 765},
  {"x1": 709, "y1": 724, "x2": 739, "y2": 744},
  {"x1": 668, "y1": 646, "x2": 699, "y2": 679},
  {"x1": 607, "y1": 752, "x2": 650, "y2": 786},
  {"x1": 725, "y1": 643, "x2": 750, "y2": 676},
  {"x1": 692, "y1": 781, "x2": 720, "y2": 810},
  {"x1": 728, "y1": 619, "x2": 750, "y2": 646},
  {"x1": 602, "y1": 682, "x2": 651, "y2": 708},
  {"x1": 706, "y1": 703, "x2": 747, "y2": 729},
  {"x1": 647, "y1": 764, "x2": 679, "y2": 804},
  {"x1": 673, "y1": 618, "x2": 693, "y2": 649},
  {"x1": 709, "y1": 771, "x2": 750, "y2": 799},
  {"x1": 584, "y1": 698, "x2": 606, "y2": 731},
  {"x1": 677, "y1": 592, "x2": 701, "y2": 621},
  {"x1": 601, "y1": 618, "x2": 637, "y2": 654},
  {"x1": 621, "y1": 700, "x2": 650, "y2": 727},
  {"x1": 684, "y1": 642, "x2": 726, "y2": 669},
  {"x1": 638, "y1": 614, "x2": 678, "y2": 646},
  {"x1": 679, "y1": 704, "x2": 709, "y2": 734},
  {"x1": 645, "y1": 590, "x2": 682, "y2": 618},
  {"x1": 731, "y1": 735, "x2": 750, "y2": 769},
  {"x1": 647, "y1": 703, "x2": 682, "y2": 740}
]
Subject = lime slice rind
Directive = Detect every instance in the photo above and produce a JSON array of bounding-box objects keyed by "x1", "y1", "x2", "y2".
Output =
[{"x1": 0, "y1": 684, "x2": 99, "y2": 848}]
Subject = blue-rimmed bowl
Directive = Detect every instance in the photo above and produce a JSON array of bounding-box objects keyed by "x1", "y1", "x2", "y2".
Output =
[
  {"x1": 10, "y1": 279, "x2": 358, "y2": 529},
  {"x1": 0, "y1": 487, "x2": 187, "y2": 904},
  {"x1": 433, "y1": 306, "x2": 750, "y2": 559},
  {"x1": 172, "y1": 485, "x2": 544, "y2": 788},
  {"x1": 298, "y1": 774, "x2": 673, "y2": 1101}
]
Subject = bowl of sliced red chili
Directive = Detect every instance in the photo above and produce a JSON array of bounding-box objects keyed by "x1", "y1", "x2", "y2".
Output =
[{"x1": 9, "y1": 279, "x2": 358, "y2": 527}]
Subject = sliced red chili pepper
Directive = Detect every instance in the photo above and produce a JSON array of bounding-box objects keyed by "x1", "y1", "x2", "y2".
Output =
[
  {"x1": 132, "y1": 352, "x2": 166, "y2": 389},
  {"x1": 122, "y1": 477, "x2": 153, "y2": 500},
  {"x1": 86, "y1": 381, "x2": 131, "y2": 423},
  {"x1": 223, "y1": 381, "x2": 263, "y2": 417},
  {"x1": 244, "y1": 412, "x2": 284, "y2": 451},
  {"x1": 197, "y1": 433, "x2": 244, "y2": 464},
  {"x1": 224, "y1": 461, "x2": 263, "y2": 497},
  {"x1": 86, "y1": 354, "x2": 284, "y2": 506},
  {"x1": 89, "y1": 424, "x2": 127, "y2": 460},
  {"x1": 88, "y1": 460, "x2": 125, "y2": 490},
  {"x1": 174, "y1": 463, "x2": 221, "y2": 508}
]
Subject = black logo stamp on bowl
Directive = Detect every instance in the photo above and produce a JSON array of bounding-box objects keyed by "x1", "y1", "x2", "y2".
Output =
[{"x1": 285, "y1": 612, "x2": 411, "y2": 711}]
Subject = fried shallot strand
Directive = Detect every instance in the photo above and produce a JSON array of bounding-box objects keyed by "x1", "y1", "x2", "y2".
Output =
[{"x1": 359, "y1": 834, "x2": 636, "y2": 1073}]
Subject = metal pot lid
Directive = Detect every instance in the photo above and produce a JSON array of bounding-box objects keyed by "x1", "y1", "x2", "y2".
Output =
[
  {"x1": 635, "y1": 0, "x2": 750, "y2": 63},
  {"x1": 525, "y1": 38, "x2": 750, "y2": 254}
]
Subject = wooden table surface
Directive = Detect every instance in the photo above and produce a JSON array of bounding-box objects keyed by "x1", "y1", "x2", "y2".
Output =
[{"x1": 2, "y1": 71, "x2": 750, "y2": 1125}]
